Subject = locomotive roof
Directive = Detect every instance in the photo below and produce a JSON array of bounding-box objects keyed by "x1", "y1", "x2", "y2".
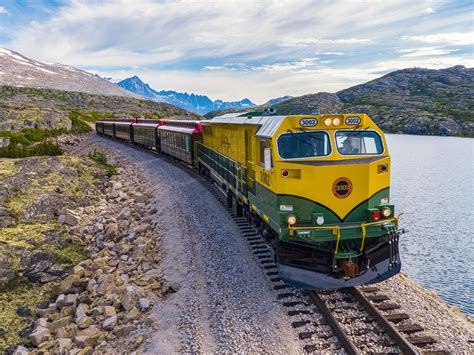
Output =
[{"x1": 208, "y1": 114, "x2": 286, "y2": 139}]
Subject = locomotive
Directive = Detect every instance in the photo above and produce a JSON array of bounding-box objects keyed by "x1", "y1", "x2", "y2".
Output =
[{"x1": 96, "y1": 113, "x2": 404, "y2": 290}]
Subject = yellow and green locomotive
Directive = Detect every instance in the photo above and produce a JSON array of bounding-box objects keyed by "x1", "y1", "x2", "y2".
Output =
[{"x1": 96, "y1": 112, "x2": 403, "y2": 290}]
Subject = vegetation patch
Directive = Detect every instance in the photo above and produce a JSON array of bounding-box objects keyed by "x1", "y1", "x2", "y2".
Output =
[
  {"x1": 0, "y1": 159, "x2": 18, "y2": 178},
  {"x1": 51, "y1": 243, "x2": 88, "y2": 268},
  {"x1": 88, "y1": 149, "x2": 117, "y2": 177},
  {"x1": 0, "y1": 282, "x2": 55, "y2": 351}
]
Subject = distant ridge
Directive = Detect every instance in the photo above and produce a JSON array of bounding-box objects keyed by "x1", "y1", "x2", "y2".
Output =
[
  {"x1": 0, "y1": 48, "x2": 139, "y2": 98},
  {"x1": 207, "y1": 66, "x2": 474, "y2": 137},
  {"x1": 117, "y1": 76, "x2": 256, "y2": 115}
]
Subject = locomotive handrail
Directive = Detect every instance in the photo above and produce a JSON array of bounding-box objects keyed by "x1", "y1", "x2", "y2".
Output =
[
  {"x1": 288, "y1": 217, "x2": 398, "y2": 254},
  {"x1": 360, "y1": 217, "x2": 398, "y2": 251},
  {"x1": 289, "y1": 224, "x2": 342, "y2": 254}
]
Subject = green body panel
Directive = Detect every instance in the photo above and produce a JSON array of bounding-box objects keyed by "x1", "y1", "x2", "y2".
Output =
[
  {"x1": 198, "y1": 143, "x2": 395, "y2": 258},
  {"x1": 248, "y1": 183, "x2": 279, "y2": 231}
]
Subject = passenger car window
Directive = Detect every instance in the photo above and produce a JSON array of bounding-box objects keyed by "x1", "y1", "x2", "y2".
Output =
[
  {"x1": 277, "y1": 131, "x2": 331, "y2": 159},
  {"x1": 335, "y1": 131, "x2": 383, "y2": 155}
]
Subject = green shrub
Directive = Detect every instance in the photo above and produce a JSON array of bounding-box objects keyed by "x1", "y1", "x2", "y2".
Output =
[
  {"x1": 0, "y1": 141, "x2": 62, "y2": 158},
  {"x1": 29, "y1": 141, "x2": 63, "y2": 156},
  {"x1": 0, "y1": 128, "x2": 66, "y2": 146},
  {"x1": 88, "y1": 149, "x2": 117, "y2": 177},
  {"x1": 69, "y1": 111, "x2": 93, "y2": 133}
]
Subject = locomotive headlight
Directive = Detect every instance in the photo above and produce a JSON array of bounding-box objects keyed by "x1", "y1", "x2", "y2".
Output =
[
  {"x1": 332, "y1": 118, "x2": 341, "y2": 126},
  {"x1": 324, "y1": 118, "x2": 332, "y2": 126},
  {"x1": 287, "y1": 215, "x2": 297, "y2": 225},
  {"x1": 382, "y1": 207, "x2": 392, "y2": 217}
]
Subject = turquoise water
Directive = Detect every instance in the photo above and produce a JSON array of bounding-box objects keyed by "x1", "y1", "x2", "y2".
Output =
[{"x1": 386, "y1": 134, "x2": 474, "y2": 318}]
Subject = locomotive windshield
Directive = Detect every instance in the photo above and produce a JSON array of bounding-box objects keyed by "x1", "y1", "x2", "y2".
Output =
[
  {"x1": 335, "y1": 131, "x2": 383, "y2": 155},
  {"x1": 277, "y1": 131, "x2": 331, "y2": 159}
]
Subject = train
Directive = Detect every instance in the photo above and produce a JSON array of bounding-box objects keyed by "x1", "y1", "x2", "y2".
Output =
[{"x1": 96, "y1": 112, "x2": 404, "y2": 290}]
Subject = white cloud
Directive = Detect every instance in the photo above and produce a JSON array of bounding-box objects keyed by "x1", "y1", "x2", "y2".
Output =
[
  {"x1": 397, "y1": 47, "x2": 457, "y2": 57},
  {"x1": 401, "y1": 32, "x2": 474, "y2": 46},
  {"x1": 422, "y1": 7, "x2": 435, "y2": 14},
  {"x1": 322, "y1": 52, "x2": 345, "y2": 56},
  {"x1": 0, "y1": 6, "x2": 8, "y2": 14},
  {"x1": 281, "y1": 37, "x2": 372, "y2": 47}
]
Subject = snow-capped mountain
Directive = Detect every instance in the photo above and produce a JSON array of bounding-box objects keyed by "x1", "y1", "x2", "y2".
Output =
[
  {"x1": 263, "y1": 95, "x2": 293, "y2": 106},
  {"x1": 0, "y1": 48, "x2": 139, "y2": 98},
  {"x1": 118, "y1": 76, "x2": 256, "y2": 115}
]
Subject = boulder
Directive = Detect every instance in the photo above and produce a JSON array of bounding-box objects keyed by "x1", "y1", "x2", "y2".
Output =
[
  {"x1": 30, "y1": 326, "x2": 51, "y2": 346},
  {"x1": 138, "y1": 298, "x2": 151, "y2": 312},
  {"x1": 93, "y1": 223, "x2": 104, "y2": 233},
  {"x1": 74, "y1": 325, "x2": 102, "y2": 347},
  {"x1": 23, "y1": 250, "x2": 53, "y2": 276},
  {"x1": 47, "y1": 316, "x2": 72, "y2": 332},
  {"x1": 75, "y1": 303, "x2": 89, "y2": 324},
  {"x1": 64, "y1": 293, "x2": 78, "y2": 306},
  {"x1": 132, "y1": 193, "x2": 147, "y2": 204},
  {"x1": 103, "y1": 306, "x2": 116, "y2": 317},
  {"x1": 121, "y1": 285, "x2": 146, "y2": 311},
  {"x1": 54, "y1": 338, "x2": 72, "y2": 352},
  {"x1": 12, "y1": 346, "x2": 29, "y2": 355},
  {"x1": 104, "y1": 223, "x2": 119, "y2": 241},
  {"x1": 117, "y1": 207, "x2": 131, "y2": 220},
  {"x1": 102, "y1": 315, "x2": 118, "y2": 331},
  {"x1": 63, "y1": 209, "x2": 81, "y2": 226}
]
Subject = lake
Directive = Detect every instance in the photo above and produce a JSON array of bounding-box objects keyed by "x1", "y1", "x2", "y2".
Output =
[{"x1": 386, "y1": 134, "x2": 474, "y2": 318}]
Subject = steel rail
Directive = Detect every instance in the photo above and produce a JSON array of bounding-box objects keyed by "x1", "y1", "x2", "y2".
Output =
[
  {"x1": 350, "y1": 287, "x2": 419, "y2": 355},
  {"x1": 307, "y1": 291, "x2": 360, "y2": 355}
]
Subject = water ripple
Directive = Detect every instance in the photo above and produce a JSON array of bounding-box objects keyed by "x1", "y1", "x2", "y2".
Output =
[{"x1": 387, "y1": 134, "x2": 474, "y2": 318}]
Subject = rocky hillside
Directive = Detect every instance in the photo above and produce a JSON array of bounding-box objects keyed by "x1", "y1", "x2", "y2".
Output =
[
  {"x1": 0, "y1": 85, "x2": 197, "y2": 132},
  {"x1": 207, "y1": 66, "x2": 474, "y2": 137},
  {"x1": 0, "y1": 48, "x2": 138, "y2": 98},
  {"x1": 117, "y1": 76, "x2": 256, "y2": 115},
  {"x1": 272, "y1": 66, "x2": 474, "y2": 137}
]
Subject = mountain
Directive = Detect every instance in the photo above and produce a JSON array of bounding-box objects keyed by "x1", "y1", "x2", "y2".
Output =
[
  {"x1": 207, "y1": 66, "x2": 474, "y2": 137},
  {"x1": 0, "y1": 48, "x2": 139, "y2": 98},
  {"x1": 117, "y1": 76, "x2": 167, "y2": 102},
  {"x1": 263, "y1": 96, "x2": 293, "y2": 106},
  {"x1": 0, "y1": 85, "x2": 197, "y2": 132},
  {"x1": 117, "y1": 76, "x2": 256, "y2": 115},
  {"x1": 275, "y1": 66, "x2": 473, "y2": 136}
]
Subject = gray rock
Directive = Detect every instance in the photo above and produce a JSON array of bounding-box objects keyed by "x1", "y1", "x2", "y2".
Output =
[
  {"x1": 30, "y1": 326, "x2": 51, "y2": 346},
  {"x1": 94, "y1": 233, "x2": 104, "y2": 249},
  {"x1": 12, "y1": 345, "x2": 29, "y2": 355},
  {"x1": 63, "y1": 209, "x2": 80, "y2": 226},
  {"x1": 104, "y1": 223, "x2": 119, "y2": 240},
  {"x1": 102, "y1": 315, "x2": 118, "y2": 330},
  {"x1": 23, "y1": 250, "x2": 53, "y2": 276},
  {"x1": 117, "y1": 207, "x2": 131, "y2": 220},
  {"x1": 93, "y1": 223, "x2": 104, "y2": 233},
  {"x1": 138, "y1": 298, "x2": 151, "y2": 312}
]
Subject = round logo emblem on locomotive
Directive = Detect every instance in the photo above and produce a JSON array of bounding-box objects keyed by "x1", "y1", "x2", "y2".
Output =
[{"x1": 332, "y1": 177, "x2": 353, "y2": 199}]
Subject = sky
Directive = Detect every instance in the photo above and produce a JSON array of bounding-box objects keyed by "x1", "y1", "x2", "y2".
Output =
[{"x1": 0, "y1": 0, "x2": 473, "y2": 104}]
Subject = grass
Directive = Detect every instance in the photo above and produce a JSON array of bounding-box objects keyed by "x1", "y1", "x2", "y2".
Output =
[{"x1": 88, "y1": 149, "x2": 117, "y2": 177}]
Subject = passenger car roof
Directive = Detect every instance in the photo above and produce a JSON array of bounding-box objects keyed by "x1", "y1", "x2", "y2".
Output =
[{"x1": 209, "y1": 115, "x2": 286, "y2": 139}]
